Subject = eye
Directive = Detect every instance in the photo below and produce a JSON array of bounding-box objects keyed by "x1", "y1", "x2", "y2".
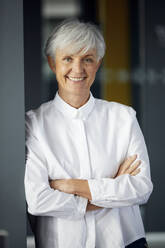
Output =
[
  {"x1": 84, "y1": 58, "x2": 93, "y2": 63},
  {"x1": 63, "y1": 57, "x2": 72, "y2": 62}
]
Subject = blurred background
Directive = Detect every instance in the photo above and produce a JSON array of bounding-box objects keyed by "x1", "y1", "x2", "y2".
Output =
[{"x1": 0, "y1": 0, "x2": 165, "y2": 247}]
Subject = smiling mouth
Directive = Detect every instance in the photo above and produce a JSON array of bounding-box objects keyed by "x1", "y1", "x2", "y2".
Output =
[{"x1": 67, "y1": 76, "x2": 86, "y2": 82}]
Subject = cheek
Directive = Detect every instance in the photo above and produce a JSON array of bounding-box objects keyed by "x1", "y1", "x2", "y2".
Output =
[
  {"x1": 56, "y1": 63, "x2": 69, "y2": 75},
  {"x1": 87, "y1": 68, "x2": 97, "y2": 78},
  {"x1": 56, "y1": 70, "x2": 68, "y2": 81}
]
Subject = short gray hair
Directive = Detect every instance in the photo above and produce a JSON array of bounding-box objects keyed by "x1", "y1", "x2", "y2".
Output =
[{"x1": 44, "y1": 19, "x2": 106, "y2": 61}]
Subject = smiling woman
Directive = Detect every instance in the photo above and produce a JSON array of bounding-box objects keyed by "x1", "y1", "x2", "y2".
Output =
[
  {"x1": 45, "y1": 19, "x2": 104, "y2": 108},
  {"x1": 24, "y1": 19, "x2": 153, "y2": 248},
  {"x1": 47, "y1": 48, "x2": 101, "y2": 108}
]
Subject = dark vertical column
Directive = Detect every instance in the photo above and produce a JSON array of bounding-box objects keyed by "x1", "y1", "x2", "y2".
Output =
[
  {"x1": 0, "y1": 0, "x2": 26, "y2": 247},
  {"x1": 145, "y1": 0, "x2": 165, "y2": 232},
  {"x1": 80, "y1": 0, "x2": 98, "y2": 23},
  {"x1": 130, "y1": 0, "x2": 165, "y2": 232},
  {"x1": 24, "y1": 0, "x2": 42, "y2": 111},
  {"x1": 129, "y1": 0, "x2": 141, "y2": 118},
  {"x1": 23, "y1": 0, "x2": 42, "y2": 236}
]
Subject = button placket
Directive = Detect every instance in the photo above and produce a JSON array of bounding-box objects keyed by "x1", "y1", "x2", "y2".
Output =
[
  {"x1": 85, "y1": 212, "x2": 96, "y2": 248},
  {"x1": 76, "y1": 119, "x2": 95, "y2": 248},
  {"x1": 77, "y1": 120, "x2": 91, "y2": 179}
]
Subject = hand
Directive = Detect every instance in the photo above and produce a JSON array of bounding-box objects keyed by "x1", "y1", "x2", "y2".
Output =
[
  {"x1": 49, "y1": 179, "x2": 75, "y2": 194},
  {"x1": 49, "y1": 179, "x2": 92, "y2": 200},
  {"x1": 114, "y1": 154, "x2": 141, "y2": 178},
  {"x1": 86, "y1": 202, "x2": 102, "y2": 211}
]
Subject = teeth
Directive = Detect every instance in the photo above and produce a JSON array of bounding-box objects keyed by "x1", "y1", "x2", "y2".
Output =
[{"x1": 68, "y1": 77, "x2": 85, "y2": 81}]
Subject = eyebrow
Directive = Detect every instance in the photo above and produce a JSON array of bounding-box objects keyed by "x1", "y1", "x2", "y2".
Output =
[
  {"x1": 62, "y1": 53, "x2": 95, "y2": 58},
  {"x1": 84, "y1": 54, "x2": 95, "y2": 57}
]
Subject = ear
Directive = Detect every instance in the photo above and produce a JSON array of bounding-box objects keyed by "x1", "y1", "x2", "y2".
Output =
[{"x1": 47, "y1": 56, "x2": 56, "y2": 74}]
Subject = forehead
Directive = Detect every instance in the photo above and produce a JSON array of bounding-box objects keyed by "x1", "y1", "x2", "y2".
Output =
[{"x1": 56, "y1": 45, "x2": 97, "y2": 58}]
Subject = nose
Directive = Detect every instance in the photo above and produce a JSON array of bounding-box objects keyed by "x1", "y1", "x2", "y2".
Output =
[{"x1": 71, "y1": 59, "x2": 84, "y2": 74}]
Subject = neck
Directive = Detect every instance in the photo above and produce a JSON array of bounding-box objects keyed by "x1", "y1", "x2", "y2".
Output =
[{"x1": 58, "y1": 89, "x2": 90, "y2": 109}]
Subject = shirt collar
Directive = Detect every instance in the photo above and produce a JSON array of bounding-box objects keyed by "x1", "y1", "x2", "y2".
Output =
[{"x1": 53, "y1": 91, "x2": 95, "y2": 120}]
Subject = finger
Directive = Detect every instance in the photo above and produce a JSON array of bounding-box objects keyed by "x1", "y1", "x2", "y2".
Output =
[
  {"x1": 119, "y1": 154, "x2": 138, "y2": 173},
  {"x1": 130, "y1": 168, "x2": 141, "y2": 176},
  {"x1": 127, "y1": 160, "x2": 141, "y2": 174},
  {"x1": 126, "y1": 154, "x2": 138, "y2": 165}
]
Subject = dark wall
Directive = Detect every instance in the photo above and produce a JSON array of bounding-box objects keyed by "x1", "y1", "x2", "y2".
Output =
[
  {"x1": 145, "y1": 0, "x2": 165, "y2": 232},
  {"x1": 130, "y1": 0, "x2": 165, "y2": 232},
  {"x1": 0, "y1": 0, "x2": 26, "y2": 247}
]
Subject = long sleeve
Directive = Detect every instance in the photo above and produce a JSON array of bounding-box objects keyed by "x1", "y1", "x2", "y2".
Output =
[
  {"x1": 88, "y1": 110, "x2": 153, "y2": 208},
  {"x1": 24, "y1": 113, "x2": 88, "y2": 219}
]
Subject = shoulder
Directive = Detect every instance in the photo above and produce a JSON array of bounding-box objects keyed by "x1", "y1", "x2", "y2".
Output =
[
  {"x1": 25, "y1": 100, "x2": 53, "y2": 129},
  {"x1": 94, "y1": 98, "x2": 136, "y2": 120}
]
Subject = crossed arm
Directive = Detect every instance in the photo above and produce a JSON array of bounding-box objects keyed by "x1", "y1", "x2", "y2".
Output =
[{"x1": 49, "y1": 154, "x2": 141, "y2": 211}]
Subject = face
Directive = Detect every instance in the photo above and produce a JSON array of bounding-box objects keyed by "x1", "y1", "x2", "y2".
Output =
[{"x1": 48, "y1": 46, "x2": 101, "y2": 97}]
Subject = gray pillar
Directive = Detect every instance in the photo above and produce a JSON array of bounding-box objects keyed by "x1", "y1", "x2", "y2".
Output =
[{"x1": 0, "y1": 0, "x2": 26, "y2": 247}]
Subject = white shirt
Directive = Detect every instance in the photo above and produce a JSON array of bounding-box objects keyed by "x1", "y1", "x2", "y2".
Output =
[{"x1": 25, "y1": 92, "x2": 153, "y2": 248}]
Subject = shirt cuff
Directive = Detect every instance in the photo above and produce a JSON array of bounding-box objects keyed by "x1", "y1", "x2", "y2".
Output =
[
  {"x1": 88, "y1": 179, "x2": 101, "y2": 202},
  {"x1": 88, "y1": 178, "x2": 115, "y2": 202},
  {"x1": 76, "y1": 196, "x2": 88, "y2": 216}
]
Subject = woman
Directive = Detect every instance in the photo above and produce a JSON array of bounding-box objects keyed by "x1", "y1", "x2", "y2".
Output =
[{"x1": 25, "y1": 19, "x2": 153, "y2": 248}]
